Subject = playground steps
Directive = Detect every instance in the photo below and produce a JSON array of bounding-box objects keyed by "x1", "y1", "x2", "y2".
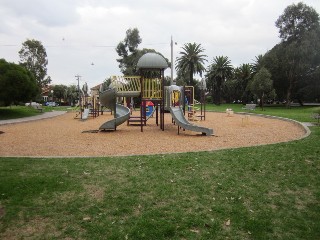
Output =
[
  {"x1": 188, "y1": 110, "x2": 199, "y2": 121},
  {"x1": 188, "y1": 104, "x2": 200, "y2": 121},
  {"x1": 89, "y1": 108, "x2": 100, "y2": 118},
  {"x1": 127, "y1": 116, "x2": 146, "y2": 126}
]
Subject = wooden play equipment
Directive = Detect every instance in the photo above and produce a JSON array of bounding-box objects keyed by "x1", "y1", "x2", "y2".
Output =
[
  {"x1": 75, "y1": 83, "x2": 101, "y2": 120},
  {"x1": 99, "y1": 53, "x2": 167, "y2": 132},
  {"x1": 164, "y1": 85, "x2": 213, "y2": 136},
  {"x1": 98, "y1": 53, "x2": 213, "y2": 135},
  {"x1": 184, "y1": 85, "x2": 206, "y2": 121},
  {"x1": 137, "y1": 53, "x2": 167, "y2": 131}
]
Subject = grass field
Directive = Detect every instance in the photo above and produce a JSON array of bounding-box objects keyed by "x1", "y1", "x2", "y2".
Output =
[
  {"x1": 0, "y1": 105, "x2": 319, "y2": 239},
  {"x1": 0, "y1": 106, "x2": 43, "y2": 120},
  {"x1": 0, "y1": 105, "x2": 73, "y2": 120},
  {"x1": 203, "y1": 103, "x2": 320, "y2": 123}
]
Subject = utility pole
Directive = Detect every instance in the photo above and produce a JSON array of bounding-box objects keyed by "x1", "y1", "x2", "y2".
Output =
[
  {"x1": 171, "y1": 36, "x2": 177, "y2": 85},
  {"x1": 75, "y1": 75, "x2": 82, "y2": 119},
  {"x1": 171, "y1": 36, "x2": 174, "y2": 85}
]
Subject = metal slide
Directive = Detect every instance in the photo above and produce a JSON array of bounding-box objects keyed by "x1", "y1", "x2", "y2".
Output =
[
  {"x1": 169, "y1": 106, "x2": 213, "y2": 136},
  {"x1": 99, "y1": 89, "x2": 131, "y2": 131}
]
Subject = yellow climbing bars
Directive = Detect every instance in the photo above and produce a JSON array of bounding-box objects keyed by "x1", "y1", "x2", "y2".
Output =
[
  {"x1": 110, "y1": 76, "x2": 162, "y2": 99},
  {"x1": 142, "y1": 78, "x2": 162, "y2": 99},
  {"x1": 111, "y1": 76, "x2": 141, "y2": 93}
]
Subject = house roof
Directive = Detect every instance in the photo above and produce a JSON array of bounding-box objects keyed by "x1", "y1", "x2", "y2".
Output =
[{"x1": 90, "y1": 83, "x2": 102, "y2": 90}]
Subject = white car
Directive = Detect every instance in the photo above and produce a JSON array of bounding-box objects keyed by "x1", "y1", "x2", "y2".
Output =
[
  {"x1": 46, "y1": 102, "x2": 58, "y2": 107},
  {"x1": 25, "y1": 102, "x2": 40, "y2": 107}
]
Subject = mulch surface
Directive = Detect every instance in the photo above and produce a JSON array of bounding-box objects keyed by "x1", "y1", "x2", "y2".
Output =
[{"x1": 0, "y1": 111, "x2": 306, "y2": 157}]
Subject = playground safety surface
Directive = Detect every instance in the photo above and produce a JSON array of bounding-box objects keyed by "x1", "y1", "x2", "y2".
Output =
[{"x1": 0, "y1": 111, "x2": 307, "y2": 157}]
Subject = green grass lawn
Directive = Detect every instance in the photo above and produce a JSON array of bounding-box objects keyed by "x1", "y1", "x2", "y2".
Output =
[
  {"x1": 0, "y1": 106, "x2": 43, "y2": 120},
  {"x1": 203, "y1": 103, "x2": 320, "y2": 123},
  {"x1": 0, "y1": 105, "x2": 319, "y2": 239},
  {"x1": 0, "y1": 105, "x2": 73, "y2": 120}
]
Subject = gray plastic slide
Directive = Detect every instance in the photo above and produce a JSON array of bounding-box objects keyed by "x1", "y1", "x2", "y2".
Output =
[
  {"x1": 99, "y1": 104, "x2": 130, "y2": 130},
  {"x1": 82, "y1": 108, "x2": 90, "y2": 120},
  {"x1": 169, "y1": 106, "x2": 213, "y2": 136},
  {"x1": 99, "y1": 89, "x2": 130, "y2": 131}
]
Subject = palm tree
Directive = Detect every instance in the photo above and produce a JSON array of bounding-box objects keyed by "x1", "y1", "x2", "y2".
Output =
[
  {"x1": 175, "y1": 43, "x2": 207, "y2": 85},
  {"x1": 206, "y1": 56, "x2": 233, "y2": 105},
  {"x1": 252, "y1": 54, "x2": 264, "y2": 74},
  {"x1": 234, "y1": 63, "x2": 253, "y2": 103}
]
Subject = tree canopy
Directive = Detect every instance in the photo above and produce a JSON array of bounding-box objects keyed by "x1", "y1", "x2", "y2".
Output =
[
  {"x1": 116, "y1": 28, "x2": 169, "y2": 76},
  {"x1": 53, "y1": 84, "x2": 68, "y2": 103},
  {"x1": 275, "y1": 2, "x2": 319, "y2": 42},
  {"x1": 175, "y1": 43, "x2": 207, "y2": 85},
  {"x1": 248, "y1": 67, "x2": 275, "y2": 110},
  {"x1": 114, "y1": 4, "x2": 320, "y2": 105},
  {"x1": 265, "y1": 2, "x2": 320, "y2": 106},
  {"x1": 0, "y1": 59, "x2": 38, "y2": 106},
  {"x1": 19, "y1": 39, "x2": 51, "y2": 90},
  {"x1": 116, "y1": 28, "x2": 142, "y2": 75},
  {"x1": 206, "y1": 56, "x2": 233, "y2": 105}
]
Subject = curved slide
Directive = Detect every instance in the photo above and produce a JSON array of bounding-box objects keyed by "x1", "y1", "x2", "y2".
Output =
[
  {"x1": 169, "y1": 106, "x2": 213, "y2": 136},
  {"x1": 99, "y1": 89, "x2": 130, "y2": 131}
]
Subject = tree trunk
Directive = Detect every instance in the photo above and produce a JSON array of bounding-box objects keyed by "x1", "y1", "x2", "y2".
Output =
[
  {"x1": 189, "y1": 65, "x2": 194, "y2": 85},
  {"x1": 286, "y1": 63, "x2": 295, "y2": 109},
  {"x1": 286, "y1": 88, "x2": 291, "y2": 108},
  {"x1": 211, "y1": 88, "x2": 215, "y2": 104},
  {"x1": 216, "y1": 90, "x2": 221, "y2": 105},
  {"x1": 215, "y1": 79, "x2": 221, "y2": 105},
  {"x1": 297, "y1": 98, "x2": 304, "y2": 106}
]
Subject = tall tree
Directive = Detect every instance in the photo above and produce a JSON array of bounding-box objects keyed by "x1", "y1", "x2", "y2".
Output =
[
  {"x1": 175, "y1": 43, "x2": 207, "y2": 85},
  {"x1": 275, "y1": 2, "x2": 319, "y2": 42},
  {"x1": 19, "y1": 39, "x2": 51, "y2": 90},
  {"x1": 274, "y1": 2, "x2": 320, "y2": 106},
  {"x1": 234, "y1": 63, "x2": 254, "y2": 103},
  {"x1": 252, "y1": 54, "x2": 264, "y2": 74},
  {"x1": 299, "y1": 63, "x2": 320, "y2": 102},
  {"x1": 206, "y1": 56, "x2": 233, "y2": 105},
  {"x1": 115, "y1": 28, "x2": 168, "y2": 76},
  {"x1": 66, "y1": 85, "x2": 78, "y2": 106},
  {"x1": 175, "y1": 67, "x2": 189, "y2": 86},
  {"x1": 116, "y1": 28, "x2": 142, "y2": 75},
  {"x1": 260, "y1": 45, "x2": 285, "y2": 101},
  {"x1": 53, "y1": 84, "x2": 68, "y2": 103},
  {"x1": 223, "y1": 78, "x2": 239, "y2": 103},
  {"x1": 248, "y1": 67, "x2": 276, "y2": 110},
  {"x1": 0, "y1": 59, "x2": 38, "y2": 106}
]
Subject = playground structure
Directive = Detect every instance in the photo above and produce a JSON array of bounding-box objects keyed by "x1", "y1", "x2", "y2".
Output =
[
  {"x1": 74, "y1": 84, "x2": 102, "y2": 120},
  {"x1": 99, "y1": 75, "x2": 163, "y2": 131},
  {"x1": 164, "y1": 85, "x2": 213, "y2": 135},
  {"x1": 184, "y1": 85, "x2": 206, "y2": 121},
  {"x1": 98, "y1": 52, "x2": 213, "y2": 136}
]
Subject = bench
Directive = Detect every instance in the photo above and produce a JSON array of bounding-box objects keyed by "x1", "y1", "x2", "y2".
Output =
[
  {"x1": 242, "y1": 104, "x2": 256, "y2": 111},
  {"x1": 312, "y1": 113, "x2": 320, "y2": 124},
  {"x1": 33, "y1": 105, "x2": 43, "y2": 112}
]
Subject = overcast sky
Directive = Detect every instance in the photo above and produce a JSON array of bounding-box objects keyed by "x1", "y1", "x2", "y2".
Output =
[{"x1": 1, "y1": 0, "x2": 319, "y2": 89}]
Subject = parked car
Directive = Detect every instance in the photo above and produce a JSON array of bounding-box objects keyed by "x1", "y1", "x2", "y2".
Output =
[
  {"x1": 25, "y1": 102, "x2": 40, "y2": 107},
  {"x1": 45, "y1": 102, "x2": 59, "y2": 107}
]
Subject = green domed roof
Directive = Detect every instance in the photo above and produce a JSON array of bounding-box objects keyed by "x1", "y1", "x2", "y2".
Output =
[{"x1": 137, "y1": 53, "x2": 168, "y2": 70}]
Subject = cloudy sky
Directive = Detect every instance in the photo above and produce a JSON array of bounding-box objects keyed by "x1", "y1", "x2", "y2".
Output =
[{"x1": 1, "y1": 0, "x2": 319, "y2": 89}]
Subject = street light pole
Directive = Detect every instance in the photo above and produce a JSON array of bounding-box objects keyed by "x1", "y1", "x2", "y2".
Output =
[
  {"x1": 75, "y1": 74, "x2": 82, "y2": 119},
  {"x1": 51, "y1": 90, "x2": 54, "y2": 108},
  {"x1": 171, "y1": 36, "x2": 175, "y2": 85},
  {"x1": 51, "y1": 90, "x2": 54, "y2": 102},
  {"x1": 171, "y1": 36, "x2": 177, "y2": 85}
]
